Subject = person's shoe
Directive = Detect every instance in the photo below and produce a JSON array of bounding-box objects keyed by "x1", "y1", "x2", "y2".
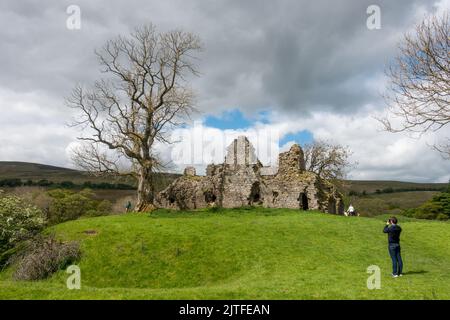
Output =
[
  {"x1": 392, "y1": 274, "x2": 399, "y2": 278},
  {"x1": 399, "y1": 274, "x2": 403, "y2": 277}
]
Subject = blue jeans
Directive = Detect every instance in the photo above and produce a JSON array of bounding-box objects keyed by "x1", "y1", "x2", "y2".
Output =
[{"x1": 388, "y1": 243, "x2": 403, "y2": 275}]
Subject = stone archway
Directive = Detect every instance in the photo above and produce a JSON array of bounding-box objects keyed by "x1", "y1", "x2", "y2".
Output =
[
  {"x1": 328, "y1": 198, "x2": 336, "y2": 214},
  {"x1": 204, "y1": 191, "x2": 217, "y2": 204},
  {"x1": 248, "y1": 182, "x2": 262, "y2": 205}
]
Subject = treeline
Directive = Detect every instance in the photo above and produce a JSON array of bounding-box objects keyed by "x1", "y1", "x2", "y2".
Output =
[
  {"x1": 0, "y1": 178, "x2": 135, "y2": 190},
  {"x1": 348, "y1": 186, "x2": 446, "y2": 196},
  {"x1": 404, "y1": 190, "x2": 450, "y2": 221}
]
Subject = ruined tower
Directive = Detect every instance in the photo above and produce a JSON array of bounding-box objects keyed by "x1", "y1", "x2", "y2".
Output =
[{"x1": 156, "y1": 136, "x2": 344, "y2": 214}]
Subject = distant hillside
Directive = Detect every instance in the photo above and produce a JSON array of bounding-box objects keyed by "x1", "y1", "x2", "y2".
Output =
[
  {"x1": 0, "y1": 161, "x2": 447, "y2": 189},
  {"x1": 0, "y1": 161, "x2": 180, "y2": 191},
  {"x1": 0, "y1": 161, "x2": 446, "y2": 194},
  {"x1": 342, "y1": 180, "x2": 447, "y2": 194},
  {"x1": 0, "y1": 162, "x2": 80, "y2": 180},
  {"x1": 341, "y1": 180, "x2": 448, "y2": 217}
]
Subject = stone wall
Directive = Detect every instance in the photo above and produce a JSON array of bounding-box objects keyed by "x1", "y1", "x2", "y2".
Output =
[{"x1": 156, "y1": 136, "x2": 344, "y2": 214}]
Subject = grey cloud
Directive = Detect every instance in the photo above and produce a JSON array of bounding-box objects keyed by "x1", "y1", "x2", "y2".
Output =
[
  {"x1": 0, "y1": 0, "x2": 438, "y2": 113},
  {"x1": 0, "y1": 0, "x2": 448, "y2": 181},
  {"x1": 191, "y1": 0, "x2": 437, "y2": 115}
]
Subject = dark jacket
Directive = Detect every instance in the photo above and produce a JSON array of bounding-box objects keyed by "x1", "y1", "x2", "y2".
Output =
[{"x1": 383, "y1": 224, "x2": 402, "y2": 244}]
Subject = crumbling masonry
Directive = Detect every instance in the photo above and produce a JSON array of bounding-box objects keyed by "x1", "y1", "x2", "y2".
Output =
[{"x1": 156, "y1": 136, "x2": 344, "y2": 214}]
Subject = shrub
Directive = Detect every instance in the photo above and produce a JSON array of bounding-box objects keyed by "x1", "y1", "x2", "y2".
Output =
[
  {"x1": 85, "y1": 200, "x2": 112, "y2": 217},
  {"x1": 46, "y1": 189, "x2": 111, "y2": 224},
  {"x1": 0, "y1": 179, "x2": 22, "y2": 187},
  {"x1": 13, "y1": 235, "x2": 80, "y2": 281},
  {"x1": 403, "y1": 192, "x2": 450, "y2": 220},
  {"x1": 37, "y1": 179, "x2": 52, "y2": 187},
  {"x1": 0, "y1": 195, "x2": 44, "y2": 254},
  {"x1": 382, "y1": 187, "x2": 394, "y2": 194},
  {"x1": 206, "y1": 205, "x2": 220, "y2": 213},
  {"x1": 402, "y1": 208, "x2": 415, "y2": 218},
  {"x1": 97, "y1": 199, "x2": 112, "y2": 212},
  {"x1": 60, "y1": 181, "x2": 75, "y2": 188}
]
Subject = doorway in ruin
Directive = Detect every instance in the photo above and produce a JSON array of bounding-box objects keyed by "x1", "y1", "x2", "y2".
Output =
[
  {"x1": 204, "y1": 191, "x2": 217, "y2": 204},
  {"x1": 299, "y1": 192, "x2": 309, "y2": 210},
  {"x1": 248, "y1": 182, "x2": 262, "y2": 205},
  {"x1": 328, "y1": 198, "x2": 336, "y2": 214}
]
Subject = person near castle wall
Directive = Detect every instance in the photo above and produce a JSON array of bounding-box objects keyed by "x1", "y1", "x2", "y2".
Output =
[{"x1": 125, "y1": 201, "x2": 132, "y2": 213}]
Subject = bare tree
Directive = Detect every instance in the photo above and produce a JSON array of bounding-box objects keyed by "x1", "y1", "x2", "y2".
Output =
[
  {"x1": 303, "y1": 140, "x2": 352, "y2": 184},
  {"x1": 67, "y1": 24, "x2": 202, "y2": 211},
  {"x1": 380, "y1": 12, "x2": 450, "y2": 158}
]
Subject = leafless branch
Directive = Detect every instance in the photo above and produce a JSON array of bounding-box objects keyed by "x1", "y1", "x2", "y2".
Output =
[
  {"x1": 379, "y1": 11, "x2": 450, "y2": 158},
  {"x1": 67, "y1": 24, "x2": 202, "y2": 210},
  {"x1": 303, "y1": 140, "x2": 354, "y2": 186}
]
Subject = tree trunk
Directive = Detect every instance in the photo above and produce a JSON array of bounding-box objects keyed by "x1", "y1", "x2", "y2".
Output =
[{"x1": 135, "y1": 166, "x2": 156, "y2": 212}]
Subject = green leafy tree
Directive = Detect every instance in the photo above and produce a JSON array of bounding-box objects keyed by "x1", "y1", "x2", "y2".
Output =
[
  {"x1": 0, "y1": 195, "x2": 44, "y2": 254},
  {"x1": 404, "y1": 192, "x2": 450, "y2": 220},
  {"x1": 46, "y1": 189, "x2": 111, "y2": 224}
]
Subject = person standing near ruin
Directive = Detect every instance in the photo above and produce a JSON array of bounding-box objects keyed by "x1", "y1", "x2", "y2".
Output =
[
  {"x1": 383, "y1": 217, "x2": 403, "y2": 277},
  {"x1": 125, "y1": 201, "x2": 132, "y2": 213},
  {"x1": 345, "y1": 204, "x2": 358, "y2": 216}
]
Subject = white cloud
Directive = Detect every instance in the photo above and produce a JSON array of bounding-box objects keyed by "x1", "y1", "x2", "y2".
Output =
[
  {"x1": 271, "y1": 108, "x2": 450, "y2": 182},
  {"x1": 434, "y1": 0, "x2": 450, "y2": 13},
  {"x1": 0, "y1": 0, "x2": 448, "y2": 183},
  {"x1": 0, "y1": 88, "x2": 77, "y2": 167},
  {"x1": 1, "y1": 81, "x2": 448, "y2": 183},
  {"x1": 160, "y1": 108, "x2": 450, "y2": 183}
]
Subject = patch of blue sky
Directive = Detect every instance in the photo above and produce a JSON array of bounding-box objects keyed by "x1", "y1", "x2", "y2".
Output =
[
  {"x1": 203, "y1": 108, "x2": 312, "y2": 147},
  {"x1": 279, "y1": 130, "x2": 314, "y2": 146},
  {"x1": 203, "y1": 108, "x2": 273, "y2": 130}
]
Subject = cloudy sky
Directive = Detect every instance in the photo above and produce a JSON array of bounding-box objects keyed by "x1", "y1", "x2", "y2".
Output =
[{"x1": 0, "y1": 0, "x2": 449, "y2": 182}]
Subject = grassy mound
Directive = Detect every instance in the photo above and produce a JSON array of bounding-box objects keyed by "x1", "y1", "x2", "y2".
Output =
[{"x1": 1, "y1": 208, "x2": 449, "y2": 299}]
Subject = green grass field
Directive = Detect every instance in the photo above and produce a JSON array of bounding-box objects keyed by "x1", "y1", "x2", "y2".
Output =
[{"x1": 1, "y1": 208, "x2": 449, "y2": 300}]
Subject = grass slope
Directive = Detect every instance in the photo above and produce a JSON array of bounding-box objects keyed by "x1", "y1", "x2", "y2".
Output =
[{"x1": 1, "y1": 208, "x2": 449, "y2": 300}]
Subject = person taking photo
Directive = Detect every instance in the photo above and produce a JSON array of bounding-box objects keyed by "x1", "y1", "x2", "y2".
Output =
[{"x1": 383, "y1": 217, "x2": 403, "y2": 277}]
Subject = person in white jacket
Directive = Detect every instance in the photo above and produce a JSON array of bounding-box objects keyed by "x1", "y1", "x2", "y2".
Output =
[{"x1": 345, "y1": 204, "x2": 356, "y2": 216}]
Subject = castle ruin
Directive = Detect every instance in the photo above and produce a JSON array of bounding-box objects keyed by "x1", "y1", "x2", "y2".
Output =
[{"x1": 156, "y1": 136, "x2": 344, "y2": 214}]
